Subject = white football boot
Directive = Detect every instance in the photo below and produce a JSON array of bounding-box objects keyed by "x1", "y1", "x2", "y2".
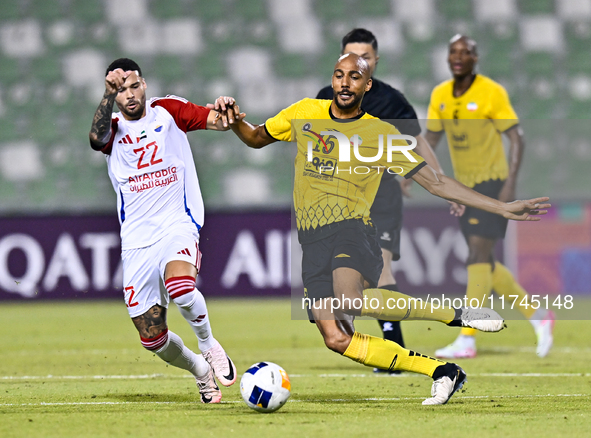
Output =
[
  {"x1": 203, "y1": 339, "x2": 237, "y2": 387},
  {"x1": 195, "y1": 366, "x2": 222, "y2": 404},
  {"x1": 435, "y1": 335, "x2": 477, "y2": 359},
  {"x1": 535, "y1": 310, "x2": 555, "y2": 358},
  {"x1": 422, "y1": 363, "x2": 467, "y2": 405}
]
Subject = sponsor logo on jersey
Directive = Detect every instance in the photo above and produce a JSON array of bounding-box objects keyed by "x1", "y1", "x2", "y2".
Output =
[
  {"x1": 468, "y1": 218, "x2": 479, "y2": 225},
  {"x1": 128, "y1": 166, "x2": 179, "y2": 193},
  {"x1": 380, "y1": 231, "x2": 391, "y2": 241},
  {"x1": 467, "y1": 102, "x2": 478, "y2": 111},
  {"x1": 154, "y1": 125, "x2": 163, "y2": 132}
]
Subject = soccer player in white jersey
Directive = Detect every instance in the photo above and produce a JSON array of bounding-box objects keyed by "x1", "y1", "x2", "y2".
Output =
[{"x1": 89, "y1": 58, "x2": 236, "y2": 404}]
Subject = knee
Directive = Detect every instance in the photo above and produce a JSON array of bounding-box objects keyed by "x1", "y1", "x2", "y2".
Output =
[
  {"x1": 172, "y1": 289, "x2": 197, "y2": 309},
  {"x1": 466, "y1": 249, "x2": 489, "y2": 265},
  {"x1": 132, "y1": 305, "x2": 168, "y2": 348},
  {"x1": 165, "y1": 276, "x2": 197, "y2": 308},
  {"x1": 323, "y1": 331, "x2": 352, "y2": 354}
]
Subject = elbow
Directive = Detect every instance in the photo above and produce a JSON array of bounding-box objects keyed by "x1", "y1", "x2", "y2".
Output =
[{"x1": 427, "y1": 182, "x2": 445, "y2": 199}]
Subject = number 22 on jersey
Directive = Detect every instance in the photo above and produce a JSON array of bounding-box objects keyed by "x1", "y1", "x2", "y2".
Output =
[{"x1": 134, "y1": 141, "x2": 163, "y2": 169}]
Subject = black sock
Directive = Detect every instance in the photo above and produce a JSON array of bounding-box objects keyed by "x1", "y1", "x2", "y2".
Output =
[
  {"x1": 432, "y1": 362, "x2": 458, "y2": 380},
  {"x1": 377, "y1": 284, "x2": 404, "y2": 348},
  {"x1": 446, "y1": 308, "x2": 463, "y2": 327}
]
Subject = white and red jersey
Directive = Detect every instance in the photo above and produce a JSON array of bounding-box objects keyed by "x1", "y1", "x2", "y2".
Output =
[{"x1": 99, "y1": 95, "x2": 209, "y2": 250}]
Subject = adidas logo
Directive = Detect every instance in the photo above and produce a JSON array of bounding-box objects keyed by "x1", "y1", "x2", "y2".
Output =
[
  {"x1": 191, "y1": 314, "x2": 206, "y2": 323},
  {"x1": 118, "y1": 134, "x2": 134, "y2": 144},
  {"x1": 177, "y1": 248, "x2": 191, "y2": 256}
]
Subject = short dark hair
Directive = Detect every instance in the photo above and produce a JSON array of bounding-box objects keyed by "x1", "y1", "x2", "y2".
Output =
[
  {"x1": 341, "y1": 28, "x2": 378, "y2": 53},
  {"x1": 106, "y1": 58, "x2": 142, "y2": 77}
]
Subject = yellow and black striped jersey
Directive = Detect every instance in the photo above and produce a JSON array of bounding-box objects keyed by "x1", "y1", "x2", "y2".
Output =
[{"x1": 265, "y1": 98, "x2": 425, "y2": 236}]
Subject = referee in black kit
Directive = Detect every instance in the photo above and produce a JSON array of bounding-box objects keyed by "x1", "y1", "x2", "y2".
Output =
[{"x1": 316, "y1": 29, "x2": 444, "y2": 373}]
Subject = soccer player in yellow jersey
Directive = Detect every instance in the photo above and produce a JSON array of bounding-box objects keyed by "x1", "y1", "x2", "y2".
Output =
[
  {"x1": 212, "y1": 53, "x2": 550, "y2": 405},
  {"x1": 425, "y1": 35, "x2": 555, "y2": 359}
]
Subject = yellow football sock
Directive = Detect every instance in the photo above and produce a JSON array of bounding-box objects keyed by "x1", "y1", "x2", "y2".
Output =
[
  {"x1": 492, "y1": 262, "x2": 535, "y2": 319},
  {"x1": 343, "y1": 332, "x2": 445, "y2": 376},
  {"x1": 460, "y1": 263, "x2": 493, "y2": 336},
  {"x1": 360, "y1": 288, "x2": 455, "y2": 324}
]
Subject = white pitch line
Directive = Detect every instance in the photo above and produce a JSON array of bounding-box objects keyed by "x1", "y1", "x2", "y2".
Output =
[
  {"x1": 0, "y1": 393, "x2": 588, "y2": 408},
  {"x1": 0, "y1": 374, "x2": 189, "y2": 381},
  {"x1": 2, "y1": 372, "x2": 590, "y2": 381}
]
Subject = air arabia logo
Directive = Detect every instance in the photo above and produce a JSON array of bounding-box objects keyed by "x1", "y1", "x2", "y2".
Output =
[{"x1": 303, "y1": 123, "x2": 418, "y2": 177}]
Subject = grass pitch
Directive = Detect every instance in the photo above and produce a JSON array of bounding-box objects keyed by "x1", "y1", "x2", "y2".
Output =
[{"x1": 2, "y1": 298, "x2": 591, "y2": 438}]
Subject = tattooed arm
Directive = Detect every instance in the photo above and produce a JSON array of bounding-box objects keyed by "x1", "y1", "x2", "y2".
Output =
[{"x1": 89, "y1": 68, "x2": 130, "y2": 150}]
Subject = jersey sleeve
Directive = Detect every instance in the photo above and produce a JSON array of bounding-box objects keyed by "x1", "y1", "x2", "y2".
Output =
[
  {"x1": 151, "y1": 96, "x2": 209, "y2": 132},
  {"x1": 264, "y1": 100, "x2": 302, "y2": 142},
  {"x1": 489, "y1": 84, "x2": 519, "y2": 132},
  {"x1": 426, "y1": 88, "x2": 444, "y2": 133}
]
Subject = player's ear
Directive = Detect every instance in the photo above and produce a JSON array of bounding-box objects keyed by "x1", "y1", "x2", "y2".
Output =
[{"x1": 365, "y1": 77, "x2": 372, "y2": 92}]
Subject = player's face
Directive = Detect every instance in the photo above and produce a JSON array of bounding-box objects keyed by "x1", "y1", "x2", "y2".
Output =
[
  {"x1": 115, "y1": 71, "x2": 147, "y2": 120},
  {"x1": 342, "y1": 42, "x2": 379, "y2": 77},
  {"x1": 331, "y1": 56, "x2": 372, "y2": 111},
  {"x1": 448, "y1": 38, "x2": 477, "y2": 77}
]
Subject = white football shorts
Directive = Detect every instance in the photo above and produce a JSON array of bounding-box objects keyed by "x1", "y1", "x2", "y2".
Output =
[{"x1": 121, "y1": 227, "x2": 202, "y2": 318}]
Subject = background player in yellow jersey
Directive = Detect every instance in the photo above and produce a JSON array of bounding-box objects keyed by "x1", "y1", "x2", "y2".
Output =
[
  {"x1": 211, "y1": 53, "x2": 550, "y2": 405},
  {"x1": 425, "y1": 35, "x2": 555, "y2": 359}
]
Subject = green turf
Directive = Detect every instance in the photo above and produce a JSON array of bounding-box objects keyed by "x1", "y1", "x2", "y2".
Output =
[{"x1": 2, "y1": 298, "x2": 591, "y2": 438}]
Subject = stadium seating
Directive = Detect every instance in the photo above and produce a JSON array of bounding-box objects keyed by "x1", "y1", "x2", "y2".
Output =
[{"x1": 0, "y1": 0, "x2": 588, "y2": 214}]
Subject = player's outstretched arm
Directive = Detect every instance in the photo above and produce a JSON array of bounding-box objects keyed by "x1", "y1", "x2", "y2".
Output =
[
  {"x1": 402, "y1": 133, "x2": 446, "y2": 198},
  {"x1": 411, "y1": 164, "x2": 550, "y2": 221},
  {"x1": 89, "y1": 68, "x2": 131, "y2": 150},
  {"x1": 209, "y1": 96, "x2": 276, "y2": 149}
]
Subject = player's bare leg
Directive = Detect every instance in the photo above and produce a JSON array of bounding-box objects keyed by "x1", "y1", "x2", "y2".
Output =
[
  {"x1": 312, "y1": 270, "x2": 466, "y2": 405},
  {"x1": 165, "y1": 260, "x2": 236, "y2": 386},
  {"x1": 132, "y1": 304, "x2": 220, "y2": 403},
  {"x1": 329, "y1": 267, "x2": 503, "y2": 332}
]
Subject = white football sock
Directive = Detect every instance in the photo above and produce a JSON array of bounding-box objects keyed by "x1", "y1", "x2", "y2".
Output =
[
  {"x1": 174, "y1": 288, "x2": 216, "y2": 351},
  {"x1": 153, "y1": 330, "x2": 209, "y2": 377}
]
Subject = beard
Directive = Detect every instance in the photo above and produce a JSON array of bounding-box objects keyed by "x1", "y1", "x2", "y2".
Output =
[
  {"x1": 120, "y1": 98, "x2": 146, "y2": 120},
  {"x1": 332, "y1": 89, "x2": 362, "y2": 111}
]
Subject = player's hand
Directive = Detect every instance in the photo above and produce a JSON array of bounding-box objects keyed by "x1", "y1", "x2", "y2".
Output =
[
  {"x1": 400, "y1": 178, "x2": 413, "y2": 198},
  {"x1": 105, "y1": 68, "x2": 131, "y2": 95},
  {"x1": 502, "y1": 197, "x2": 550, "y2": 221},
  {"x1": 448, "y1": 201, "x2": 466, "y2": 217},
  {"x1": 207, "y1": 96, "x2": 244, "y2": 128}
]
